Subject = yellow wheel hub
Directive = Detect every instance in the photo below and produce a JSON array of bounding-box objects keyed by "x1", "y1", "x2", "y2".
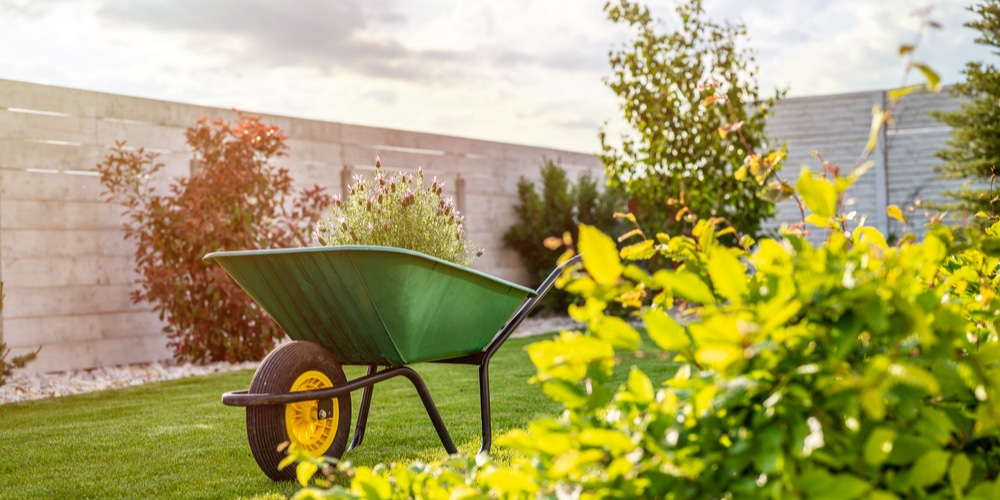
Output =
[{"x1": 285, "y1": 370, "x2": 340, "y2": 455}]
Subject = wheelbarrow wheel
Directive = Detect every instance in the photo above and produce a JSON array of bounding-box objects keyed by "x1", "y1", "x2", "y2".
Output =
[{"x1": 246, "y1": 341, "x2": 352, "y2": 481}]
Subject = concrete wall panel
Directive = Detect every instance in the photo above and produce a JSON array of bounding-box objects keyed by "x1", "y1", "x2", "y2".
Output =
[{"x1": 0, "y1": 78, "x2": 965, "y2": 374}]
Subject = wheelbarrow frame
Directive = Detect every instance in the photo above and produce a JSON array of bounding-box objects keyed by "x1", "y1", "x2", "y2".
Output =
[{"x1": 220, "y1": 253, "x2": 581, "y2": 456}]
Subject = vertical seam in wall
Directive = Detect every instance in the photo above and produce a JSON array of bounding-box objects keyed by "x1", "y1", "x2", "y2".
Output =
[{"x1": 874, "y1": 90, "x2": 890, "y2": 235}]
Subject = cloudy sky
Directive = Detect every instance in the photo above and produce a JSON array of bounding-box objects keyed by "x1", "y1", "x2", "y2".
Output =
[{"x1": 0, "y1": 0, "x2": 989, "y2": 153}]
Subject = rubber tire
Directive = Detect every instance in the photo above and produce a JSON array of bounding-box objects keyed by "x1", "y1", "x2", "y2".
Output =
[{"x1": 246, "y1": 341, "x2": 352, "y2": 482}]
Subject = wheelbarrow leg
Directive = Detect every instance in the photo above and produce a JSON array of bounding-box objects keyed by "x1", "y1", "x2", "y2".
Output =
[
  {"x1": 477, "y1": 362, "x2": 493, "y2": 456},
  {"x1": 349, "y1": 365, "x2": 378, "y2": 451},
  {"x1": 352, "y1": 366, "x2": 458, "y2": 455},
  {"x1": 396, "y1": 367, "x2": 459, "y2": 454}
]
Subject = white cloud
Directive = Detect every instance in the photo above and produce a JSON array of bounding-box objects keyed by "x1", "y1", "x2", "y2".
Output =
[{"x1": 0, "y1": 0, "x2": 987, "y2": 153}]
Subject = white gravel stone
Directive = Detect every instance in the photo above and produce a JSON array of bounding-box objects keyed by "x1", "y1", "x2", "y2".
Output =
[{"x1": 0, "y1": 316, "x2": 580, "y2": 405}]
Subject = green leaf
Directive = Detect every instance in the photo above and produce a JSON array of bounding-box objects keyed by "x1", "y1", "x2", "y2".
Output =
[
  {"x1": 579, "y1": 428, "x2": 636, "y2": 454},
  {"x1": 864, "y1": 427, "x2": 897, "y2": 466},
  {"x1": 642, "y1": 308, "x2": 690, "y2": 351},
  {"x1": 734, "y1": 165, "x2": 748, "y2": 181},
  {"x1": 886, "y1": 435, "x2": 936, "y2": 465},
  {"x1": 620, "y1": 239, "x2": 656, "y2": 260},
  {"x1": 920, "y1": 407, "x2": 958, "y2": 445},
  {"x1": 864, "y1": 105, "x2": 884, "y2": 155},
  {"x1": 853, "y1": 226, "x2": 889, "y2": 251},
  {"x1": 912, "y1": 62, "x2": 941, "y2": 91},
  {"x1": 540, "y1": 379, "x2": 589, "y2": 408},
  {"x1": 278, "y1": 452, "x2": 298, "y2": 472},
  {"x1": 867, "y1": 491, "x2": 901, "y2": 500},
  {"x1": 949, "y1": 452, "x2": 972, "y2": 493},
  {"x1": 655, "y1": 269, "x2": 715, "y2": 304},
  {"x1": 888, "y1": 362, "x2": 940, "y2": 395},
  {"x1": 886, "y1": 204, "x2": 907, "y2": 223},
  {"x1": 623, "y1": 263, "x2": 656, "y2": 288},
  {"x1": 899, "y1": 44, "x2": 914, "y2": 55},
  {"x1": 803, "y1": 213, "x2": 832, "y2": 228},
  {"x1": 760, "y1": 299, "x2": 802, "y2": 333},
  {"x1": 567, "y1": 297, "x2": 605, "y2": 323},
  {"x1": 861, "y1": 387, "x2": 886, "y2": 420},
  {"x1": 550, "y1": 449, "x2": 606, "y2": 477},
  {"x1": 693, "y1": 219, "x2": 717, "y2": 251},
  {"x1": 968, "y1": 480, "x2": 1000, "y2": 499},
  {"x1": 824, "y1": 475, "x2": 872, "y2": 500},
  {"x1": 579, "y1": 224, "x2": 622, "y2": 285},
  {"x1": 627, "y1": 367, "x2": 655, "y2": 403},
  {"x1": 481, "y1": 468, "x2": 541, "y2": 496},
  {"x1": 797, "y1": 469, "x2": 834, "y2": 497},
  {"x1": 796, "y1": 168, "x2": 837, "y2": 218},
  {"x1": 796, "y1": 469, "x2": 872, "y2": 500},
  {"x1": 888, "y1": 84, "x2": 923, "y2": 101},
  {"x1": 980, "y1": 237, "x2": 1000, "y2": 257},
  {"x1": 296, "y1": 461, "x2": 318, "y2": 487},
  {"x1": 694, "y1": 344, "x2": 744, "y2": 373},
  {"x1": 910, "y1": 450, "x2": 950, "y2": 489},
  {"x1": 593, "y1": 315, "x2": 641, "y2": 350},
  {"x1": 354, "y1": 466, "x2": 393, "y2": 498},
  {"x1": 707, "y1": 249, "x2": 748, "y2": 303},
  {"x1": 977, "y1": 344, "x2": 1000, "y2": 364}
]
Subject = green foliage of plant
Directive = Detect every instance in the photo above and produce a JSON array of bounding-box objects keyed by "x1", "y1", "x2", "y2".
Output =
[
  {"x1": 503, "y1": 159, "x2": 621, "y2": 313},
  {"x1": 95, "y1": 113, "x2": 332, "y2": 363},
  {"x1": 272, "y1": 10, "x2": 1000, "y2": 500},
  {"x1": 271, "y1": 450, "x2": 487, "y2": 499},
  {"x1": 599, "y1": 0, "x2": 785, "y2": 240},
  {"x1": 0, "y1": 283, "x2": 38, "y2": 387},
  {"x1": 287, "y1": 171, "x2": 1000, "y2": 500},
  {"x1": 501, "y1": 209, "x2": 1000, "y2": 498},
  {"x1": 316, "y1": 158, "x2": 481, "y2": 266},
  {"x1": 933, "y1": 0, "x2": 1000, "y2": 218}
]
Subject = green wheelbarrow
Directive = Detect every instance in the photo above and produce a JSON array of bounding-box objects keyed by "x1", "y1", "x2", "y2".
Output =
[{"x1": 206, "y1": 245, "x2": 580, "y2": 481}]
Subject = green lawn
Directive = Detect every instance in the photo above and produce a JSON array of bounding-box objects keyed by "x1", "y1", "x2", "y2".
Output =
[{"x1": 0, "y1": 334, "x2": 676, "y2": 499}]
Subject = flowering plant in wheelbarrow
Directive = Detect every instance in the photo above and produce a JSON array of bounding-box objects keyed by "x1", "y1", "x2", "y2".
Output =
[{"x1": 315, "y1": 156, "x2": 482, "y2": 265}]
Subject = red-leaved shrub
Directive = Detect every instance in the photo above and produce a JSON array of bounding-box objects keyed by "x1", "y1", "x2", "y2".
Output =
[{"x1": 96, "y1": 113, "x2": 332, "y2": 363}]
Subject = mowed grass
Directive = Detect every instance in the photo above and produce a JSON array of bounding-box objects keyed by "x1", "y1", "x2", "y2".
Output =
[{"x1": 0, "y1": 333, "x2": 677, "y2": 499}]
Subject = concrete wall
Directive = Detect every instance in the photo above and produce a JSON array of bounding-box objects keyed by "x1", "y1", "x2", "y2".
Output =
[
  {"x1": 0, "y1": 79, "x2": 602, "y2": 373},
  {"x1": 765, "y1": 87, "x2": 965, "y2": 241},
  {"x1": 0, "y1": 79, "x2": 965, "y2": 373}
]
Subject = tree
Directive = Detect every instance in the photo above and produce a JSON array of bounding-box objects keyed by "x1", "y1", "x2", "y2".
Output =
[
  {"x1": 933, "y1": 0, "x2": 1000, "y2": 218},
  {"x1": 600, "y1": 0, "x2": 784, "y2": 239},
  {"x1": 96, "y1": 113, "x2": 332, "y2": 363},
  {"x1": 503, "y1": 159, "x2": 621, "y2": 314}
]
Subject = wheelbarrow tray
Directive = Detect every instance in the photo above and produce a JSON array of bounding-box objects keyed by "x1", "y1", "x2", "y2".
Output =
[{"x1": 205, "y1": 245, "x2": 536, "y2": 366}]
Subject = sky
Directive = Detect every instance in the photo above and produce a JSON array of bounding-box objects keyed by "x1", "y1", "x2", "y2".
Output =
[{"x1": 0, "y1": 0, "x2": 990, "y2": 153}]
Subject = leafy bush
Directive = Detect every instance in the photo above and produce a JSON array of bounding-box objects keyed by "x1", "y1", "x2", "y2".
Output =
[
  {"x1": 95, "y1": 113, "x2": 332, "y2": 363},
  {"x1": 503, "y1": 159, "x2": 621, "y2": 313},
  {"x1": 510, "y1": 212, "x2": 1000, "y2": 498},
  {"x1": 283, "y1": 134, "x2": 1000, "y2": 500},
  {"x1": 316, "y1": 157, "x2": 481, "y2": 265},
  {"x1": 600, "y1": 0, "x2": 784, "y2": 240},
  {"x1": 271, "y1": 10, "x2": 1000, "y2": 500},
  {"x1": 0, "y1": 282, "x2": 38, "y2": 387}
]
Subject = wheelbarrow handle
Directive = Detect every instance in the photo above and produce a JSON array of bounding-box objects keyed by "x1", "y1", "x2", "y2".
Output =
[
  {"x1": 485, "y1": 252, "x2": 583, "y2": 357},
  {"x1": 467, "y1": 253, "x2": 582, "y2": 455}
]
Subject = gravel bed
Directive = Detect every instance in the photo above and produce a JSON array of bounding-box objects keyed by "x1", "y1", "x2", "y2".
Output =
[{"x1": 0, "y1": 315, "x2": 581, "y2": 405}]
